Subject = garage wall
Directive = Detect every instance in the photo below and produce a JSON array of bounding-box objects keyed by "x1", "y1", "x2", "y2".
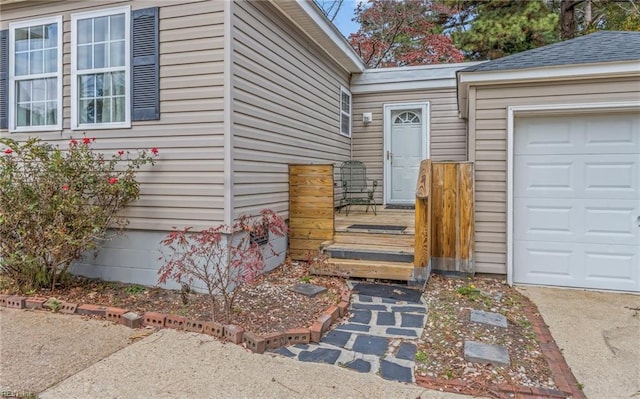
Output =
[
  {"x1": 352, "y1": 88, "x2": 467, "y2": 204},
  {"x1": 469, "y1": 77, "x2": 640, "y2": 274}
]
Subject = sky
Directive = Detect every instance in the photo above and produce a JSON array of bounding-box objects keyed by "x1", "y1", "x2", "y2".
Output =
[{"x1": 330, "y1": 0, "x2": 361, "y2": 38}]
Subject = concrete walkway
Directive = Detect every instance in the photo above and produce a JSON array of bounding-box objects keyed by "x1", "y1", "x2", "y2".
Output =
[
  {"x1": 272, "y1": 292, "x2": 427, "y2": 383},
  {"x1": 519, "y1": 286, "x2": 640, "y2": 399},
  {"x1": 0, "y1": 307, "x2": 469, "y2": 399}
]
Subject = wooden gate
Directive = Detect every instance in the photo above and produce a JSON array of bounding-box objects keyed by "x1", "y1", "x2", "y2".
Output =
[{"x1": 414, "y1": 161, "x2": 475, "y2": 275}]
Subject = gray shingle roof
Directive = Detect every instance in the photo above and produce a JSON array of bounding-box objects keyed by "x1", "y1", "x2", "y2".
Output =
[{"x1": 461, "y1": 31, "x2": 640, "y2": 72}]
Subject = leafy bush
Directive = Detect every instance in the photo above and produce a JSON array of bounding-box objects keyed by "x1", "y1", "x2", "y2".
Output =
[
  {"x1": 0, "y1": 137, "x2": 157, "y2": 290},
  {"x1": 158, "y1": 209, "x2": 288, "y2": 321}
]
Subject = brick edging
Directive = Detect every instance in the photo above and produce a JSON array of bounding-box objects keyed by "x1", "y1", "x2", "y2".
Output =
[
  {"x1": 0, "y1": 286, "x2": 351, "y2": 356},
  {"x1": 415, "y1": 296, "x2": 586, "y2": 399}
]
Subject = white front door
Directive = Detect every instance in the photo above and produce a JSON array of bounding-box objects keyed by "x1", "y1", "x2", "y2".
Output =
[
  {"x1": 384, "y1": 104, "x2": 429, "y2": 204},
  {"x1": 514, "y1": 112, "x2": 640, "y2": 292}
]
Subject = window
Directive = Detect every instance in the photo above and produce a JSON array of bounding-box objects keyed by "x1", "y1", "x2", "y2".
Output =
[
  {"x1": 9, "y1": 16, "x2": 62, "y2": 131},
  {"x1": 340, "y1": 86, "x2": 351, "y2": 137},
  {"x1": 393, "y1": 111, "x2": 420, "y2": 124},
  {"x1": 71, "y1": 6, "x2": 130, "y2": 129}
]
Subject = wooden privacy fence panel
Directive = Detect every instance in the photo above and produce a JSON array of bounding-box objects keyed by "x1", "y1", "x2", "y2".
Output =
[
  {"x1": 430, "y1": 161, "x2": 474, "y2": 274},
  {"x1": 288, "y1": 164, "x2": 334, "y2": 260}
]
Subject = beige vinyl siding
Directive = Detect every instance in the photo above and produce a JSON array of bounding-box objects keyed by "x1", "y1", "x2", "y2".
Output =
[
  {"x1": 352, "y1": 88, "x2": 468, "y2": 204},
  {"x1": 471, "y1": 77, "x2": 640, "y2": 275},
  {"x1": 0, "y1": 0, "x2": 226, "y2": 231},
  {"x1": 232, "y1": 0, "x2": 351, "y2": 219}
]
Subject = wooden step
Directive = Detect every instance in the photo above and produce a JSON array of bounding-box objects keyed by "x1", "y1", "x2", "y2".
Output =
[
  {"x1": 333, "y1": 232, "x2": 414, "y2": 248},
  {"x1": 323, "y1": 242, "x2": 414, "y2": 263},
  {"x1": 312, "y1": 258, "x2": 415, "y2": 281}
]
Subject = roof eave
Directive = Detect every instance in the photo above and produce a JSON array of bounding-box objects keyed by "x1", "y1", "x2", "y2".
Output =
[
  {"x1": 456, "y1": 60, "x2": 640, "y2": 117},
  {"x1": 270, "y1": 0, "x2": 366, "y2": 74}
]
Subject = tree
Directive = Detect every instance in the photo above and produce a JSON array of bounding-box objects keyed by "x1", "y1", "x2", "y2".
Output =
[
  {"x1": 349, "y1": 0, "x2": 463, "y2": 68},
  {"x1": 315, "y1": 0, "x2": 346, "y2": 22},
  {"x1": 554, "y1": 0, "x2": 640, "y2": 39},
  {"x1": 445, "y1": 0, "x2": 559, "y2": 60}
]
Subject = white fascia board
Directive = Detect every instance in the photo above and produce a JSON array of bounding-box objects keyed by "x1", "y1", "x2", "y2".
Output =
[
  {"x1": 352, "y1": 61, "x2": 484, "y2": 94},
  {"x1": 295, "y1": 0, "x2": 365, "y2": 72},
  {"x1": 351, "y1": 77, "x2": 457, "y2": 94},
  {"x1": 458, "y1": 60, "x2": 640, "y2": 85}
]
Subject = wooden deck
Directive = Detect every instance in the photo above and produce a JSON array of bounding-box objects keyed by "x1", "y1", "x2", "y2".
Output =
[{"x1": 335, "y1": 208, "x2": 415, "y2": 235}]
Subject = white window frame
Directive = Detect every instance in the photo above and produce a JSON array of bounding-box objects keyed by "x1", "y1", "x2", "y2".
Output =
[
  {"x1": 71, "y1": 6, "x2": 131, "y2": 130},
  {"x1": 8, "y1": 16, "x2": 63, "y2": 133},
  {"x1": 340, "y1": 86, "x2": 352, "y2": 137}
]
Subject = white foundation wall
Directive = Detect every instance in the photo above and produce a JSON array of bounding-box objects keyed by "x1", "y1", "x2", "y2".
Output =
[{"x1": 71, "y1": 229, "x2": 287, "y2": 292}]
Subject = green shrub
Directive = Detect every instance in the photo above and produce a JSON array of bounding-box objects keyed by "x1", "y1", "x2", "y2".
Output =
[{"x1": 0, "y1": 136, "x2": 157, "y2": 290}]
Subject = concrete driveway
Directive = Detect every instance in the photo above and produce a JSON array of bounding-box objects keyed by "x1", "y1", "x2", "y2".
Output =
[
  {"x1": 519, "y1": 286, "x2": 640, "y2": 399},
  {"x1": 0, "y1": 308, "x2": 468, "y2": 399}
]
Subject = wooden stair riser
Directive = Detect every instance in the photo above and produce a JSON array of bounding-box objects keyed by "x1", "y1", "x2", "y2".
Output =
[
  {"x1": 325, "y1": 248, "x2": 414, "y2": 263},
  {"x1": 313, "y1": 259, "x2": 414, "y2": 281},
  {"x1": 332, "y1": 232, "x2": 414, "y2": 247}
]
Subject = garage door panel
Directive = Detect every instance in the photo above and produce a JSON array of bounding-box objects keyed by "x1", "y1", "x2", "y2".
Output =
[
  {"x1": 584, "y1": 157, "x2": 638, "y2": 198},
  {"x1": 584, "y1": 117, "x2": 640, "y2": 153},
  {"x1": 514, "y1": 158, "x2": 575, "y2": 197},
  {"x1": 516, "y1": 198, "x2": 638, "y2": 245},
  {"x1": 516, "y1": 154, "x2": 639, "y2": 199},
  {"x1": 514, "y1": 241, "x2": 577, "y2": 283},
  {"x1": 584, "y1": 205, "x2": 637, "y2": 244},
  {"x1": 514, "y1": 112, "x2": 640, "y2": 292},
  {"x1": 515, "y1": 242, "x2": 639, "y2": 291},
  {"x1": 515, "y1": 199, "x2": 576, "y2": 241},
  {"x1": 584, "y1": 250, "x2": 639, "y2": 290},
  {"x1": 516, "y1": 114, "x2": 640, "y2": 155}
]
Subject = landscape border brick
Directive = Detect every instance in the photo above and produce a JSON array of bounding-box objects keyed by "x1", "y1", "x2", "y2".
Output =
[
  {"x1": 59, "y1": 302, "x2": 78, "y2": 314},
  {"x1": 122, "y1": 312, "x2": 144, "y2": 329},
  {"x1": 243, "y1": 331, "x2": 266, "y2": 354},
  {"x1": 203, "y1": 321, "x2": 224, "y2": 338},
  {"x1": 25, "y1": 297, "x2": 48, "y2": 310},
  {"x1": 263, "y1": 332, "x2": 286, "y2": 350},
  {"x1": 77, "y1": 304, "x2": 108, "y2": 317},
  {"x1": 106, "y1": 307, "x2": 129, "y2": 324},
  {"x1": 1, "y1": 280, "x2": 350, "y2": 364},
  {"x1": 224, "y1": 324, "x2": 244, "y2": 344},
  {"x1": 143, "y1": 312, "x2": 166, "y2": 328},
  {"x1": 6, "y1": 296, "x2": 26, "y2": 309},
  {"x1": 185, "y1": 319, "x2": 205, "y2": 333},
  {"x1": 285, "y1": 328, "x2": 310, "y2": 345},
  {"x1": 165, "y1": 314, "x2": 186, "y2": 330}
]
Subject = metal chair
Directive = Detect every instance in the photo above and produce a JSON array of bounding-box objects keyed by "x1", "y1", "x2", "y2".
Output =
[{"x1": 339, "y1": 160, "x2": 378, "y2": 216}]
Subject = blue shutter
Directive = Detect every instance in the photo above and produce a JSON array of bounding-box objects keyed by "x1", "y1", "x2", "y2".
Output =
[
  {"x1": 0, "y1": 30, "x2": 8, "y2": 129},
  {"x1": 131, "y1": 7, "x2": 159, "y2": 121}
]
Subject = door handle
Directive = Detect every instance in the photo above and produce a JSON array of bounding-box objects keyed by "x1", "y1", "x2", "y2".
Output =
[
  {"x1": 386, "y1": 151, "x2": 392, "y2": 161},
  {"x1": 637, "y1": 216, "x2": 640, "y2": 227}
]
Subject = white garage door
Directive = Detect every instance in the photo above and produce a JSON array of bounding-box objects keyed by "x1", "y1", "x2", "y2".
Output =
[{"x1": 514, "y1": 112, "x2": 640, "y2": 292}]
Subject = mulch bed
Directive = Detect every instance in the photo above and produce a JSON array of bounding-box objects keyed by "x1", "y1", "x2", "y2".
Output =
[
  {"x1": 1, "y1": 266, "x2": 583, "y2": 398},
  {"x1": 0, "y1": 260, "x2": 344, "y2": 335}
]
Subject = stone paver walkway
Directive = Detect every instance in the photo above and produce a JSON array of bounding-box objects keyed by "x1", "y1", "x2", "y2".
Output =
[{"x1": 271, "y1": 289, "x2": 428, "y2": 383}]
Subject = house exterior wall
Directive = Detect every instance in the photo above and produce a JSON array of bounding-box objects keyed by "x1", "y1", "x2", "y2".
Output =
[
  {"x1": 0, "y1": 0, "x2": 226, "y2": 231},
  {"x1": 231, "y1": 0, "x2": 352, "y2": 219},
  {"x1": 0, "y1": 0, "x2": 227, "y2": 287},
  {"x1": 469, "y1": 77, "x2": 640, "y2": 274},
  {"x1": 352, "y1": 88, "x2": 468, "y2": 204}
]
